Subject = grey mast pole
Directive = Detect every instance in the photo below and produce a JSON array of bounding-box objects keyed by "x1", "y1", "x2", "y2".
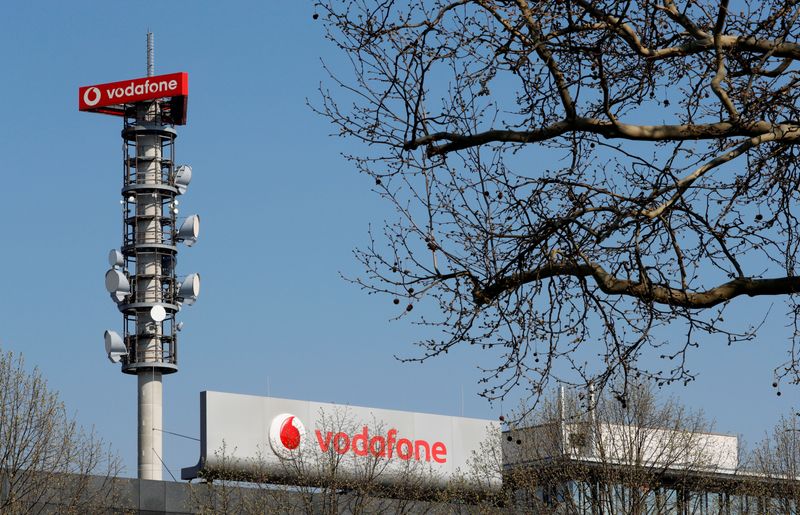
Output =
[
  {"x1": 96, "y1": 31, "x2": 197, "y2": 483},
  {"x1": 137, "y1": 30, "x2": 163, "y2": 481}
]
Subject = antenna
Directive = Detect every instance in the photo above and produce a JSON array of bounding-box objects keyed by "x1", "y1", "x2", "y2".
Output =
[
  {"x1": 83, "y1": 33, "x2": 198, "y2": 481},
  {"x1": 586, "y1": 381, "x2": 597, "y2": 458},
  {"x1": 147, "y1": 32, "x2": 154, "y2": 77},
  {"x1": 559, "y1": 385, "x2": 566, "y2": 455}
]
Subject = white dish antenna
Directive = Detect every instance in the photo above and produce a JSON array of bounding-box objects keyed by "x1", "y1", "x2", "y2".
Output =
[
  {"x1": 174, "y1": 165, "x2": 192, "y2": 194},
  {"x1": 177, "y1": 214, "x2": 200, "y2": 247},
  {"x1": 104, "y1": 330, "x2": 127, "y2": 363},
  {"x1": 108, "y1": 249, "x2": 125, "y2": 268},
  {"x1": 105, "y1": 269, "x2": 131, "y2": 302},
  {"x1": 150, "y1": 305, "x2": 167, "y2": 322},
  {"x1": 178, "y1": 273, "x2": 201, "y2": 305}
]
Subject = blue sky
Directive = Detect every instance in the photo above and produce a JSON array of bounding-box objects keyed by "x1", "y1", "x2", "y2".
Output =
[{"x1": 0, "y1": 1, "x2": 796, "y2": 477}]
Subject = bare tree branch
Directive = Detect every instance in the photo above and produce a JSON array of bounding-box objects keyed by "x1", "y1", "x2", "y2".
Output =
[{"x1": 317, "y1": 0, "x2": 800, "y2": 402}]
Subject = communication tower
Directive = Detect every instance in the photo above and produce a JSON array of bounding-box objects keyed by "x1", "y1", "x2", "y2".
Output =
[{"x1": 80, "y1": 33, "x2": 200, "y2": 480}]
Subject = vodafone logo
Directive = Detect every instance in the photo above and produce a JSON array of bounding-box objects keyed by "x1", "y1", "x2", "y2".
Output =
[
  {"x1": 83, "y1": 87, "x2": 101, "y2": 107},
  {"x1": 78, "y1": 72, "x2": 187, "y2": 116},
  {"x1": 269, "y1": 413, "x2": 306, "y2": 459},
  {"x1": 267, "y1": 413, "x2": 448, "y2": 464}
]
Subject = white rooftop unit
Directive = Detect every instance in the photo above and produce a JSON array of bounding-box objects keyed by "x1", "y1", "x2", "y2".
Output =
[{"x1": 503, "y1": 421, "x2": 738, "y2": 474}]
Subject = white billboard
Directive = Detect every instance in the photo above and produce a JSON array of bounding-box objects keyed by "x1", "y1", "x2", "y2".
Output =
[{"x1": 181, "y1": 391, "x2": 499, "y2": 489}]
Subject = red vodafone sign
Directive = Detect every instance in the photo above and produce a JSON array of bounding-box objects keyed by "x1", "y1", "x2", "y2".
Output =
[
  {"x1": 270, "y1": 412, "x2": 448, "y2": 463},
  {"x1": 78, "y1": 72, "x2": 188, "y2": 125},
  {"x1": 182, "y1": 392, "x2": 500, "y2": 489},
  {"x1": 315, "y1": 425, "x2": 447, "y2": 463}
]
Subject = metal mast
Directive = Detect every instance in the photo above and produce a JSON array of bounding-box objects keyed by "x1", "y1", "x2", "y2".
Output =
[
  {"x1": 101, "y1": 34, "x2": 199, "y2": 480},
  {"x1": 134, "y1": 29, "x2": 164, "y2": 482},
  {"x1": 147, "y1": 32, "x2": 155, "y2": 78}
]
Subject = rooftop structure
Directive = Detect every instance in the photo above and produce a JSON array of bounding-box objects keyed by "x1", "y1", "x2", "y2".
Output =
[{"x1": 502, "y1": 420, "x2": 798, "y2": 513}]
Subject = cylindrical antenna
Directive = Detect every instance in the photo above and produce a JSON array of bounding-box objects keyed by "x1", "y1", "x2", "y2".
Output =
[
  {"x1": 559, "y1": 385, "x2": 566, "y2": 455},
  {"x1": 147, "y1": 32, "x2": 154, "y2": 77},
  {"x1": 587, "y1": 381, "x2": 596, "y2": 456}
]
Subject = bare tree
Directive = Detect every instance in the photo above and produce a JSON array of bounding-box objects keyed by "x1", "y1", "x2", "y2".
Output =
[
  {"x1": 0, "y1": 349, "x2": 122, "y2": 514},
  {"x1": 315, "y1": 0, "x2": 800, "y2": 401},
  {"x1": 746, "y1": 413, "x2": 800, "y2": 512}
]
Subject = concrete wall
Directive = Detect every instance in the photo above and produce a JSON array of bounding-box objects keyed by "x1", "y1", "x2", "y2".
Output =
[
  {"x1": 29, "y1": 476, "x2": 475, "y2": 514},
  {"x1": 115, "y1": 478, "x2": 194, "y2": 515}
]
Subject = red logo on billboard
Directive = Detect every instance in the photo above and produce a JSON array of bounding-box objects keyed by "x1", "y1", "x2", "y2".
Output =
[
  {"x1": 269, "y1": 414, "x2": 306, "y2": 458},
  {"x1": 268, "y1": 416, "x2": 448, "y2": 464},
  {"x1": 315, "y1": 427, "x2": 447, "y2": 463},
  {"x1": 78, "y1": 72, "x2": 188, "y2": 125},
  {"x1": 83, "y1": 87, "x2": 101, "y2": 107},
  {"x1": 280, "y1": 416, "x2": 301, "y2": 450}
]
